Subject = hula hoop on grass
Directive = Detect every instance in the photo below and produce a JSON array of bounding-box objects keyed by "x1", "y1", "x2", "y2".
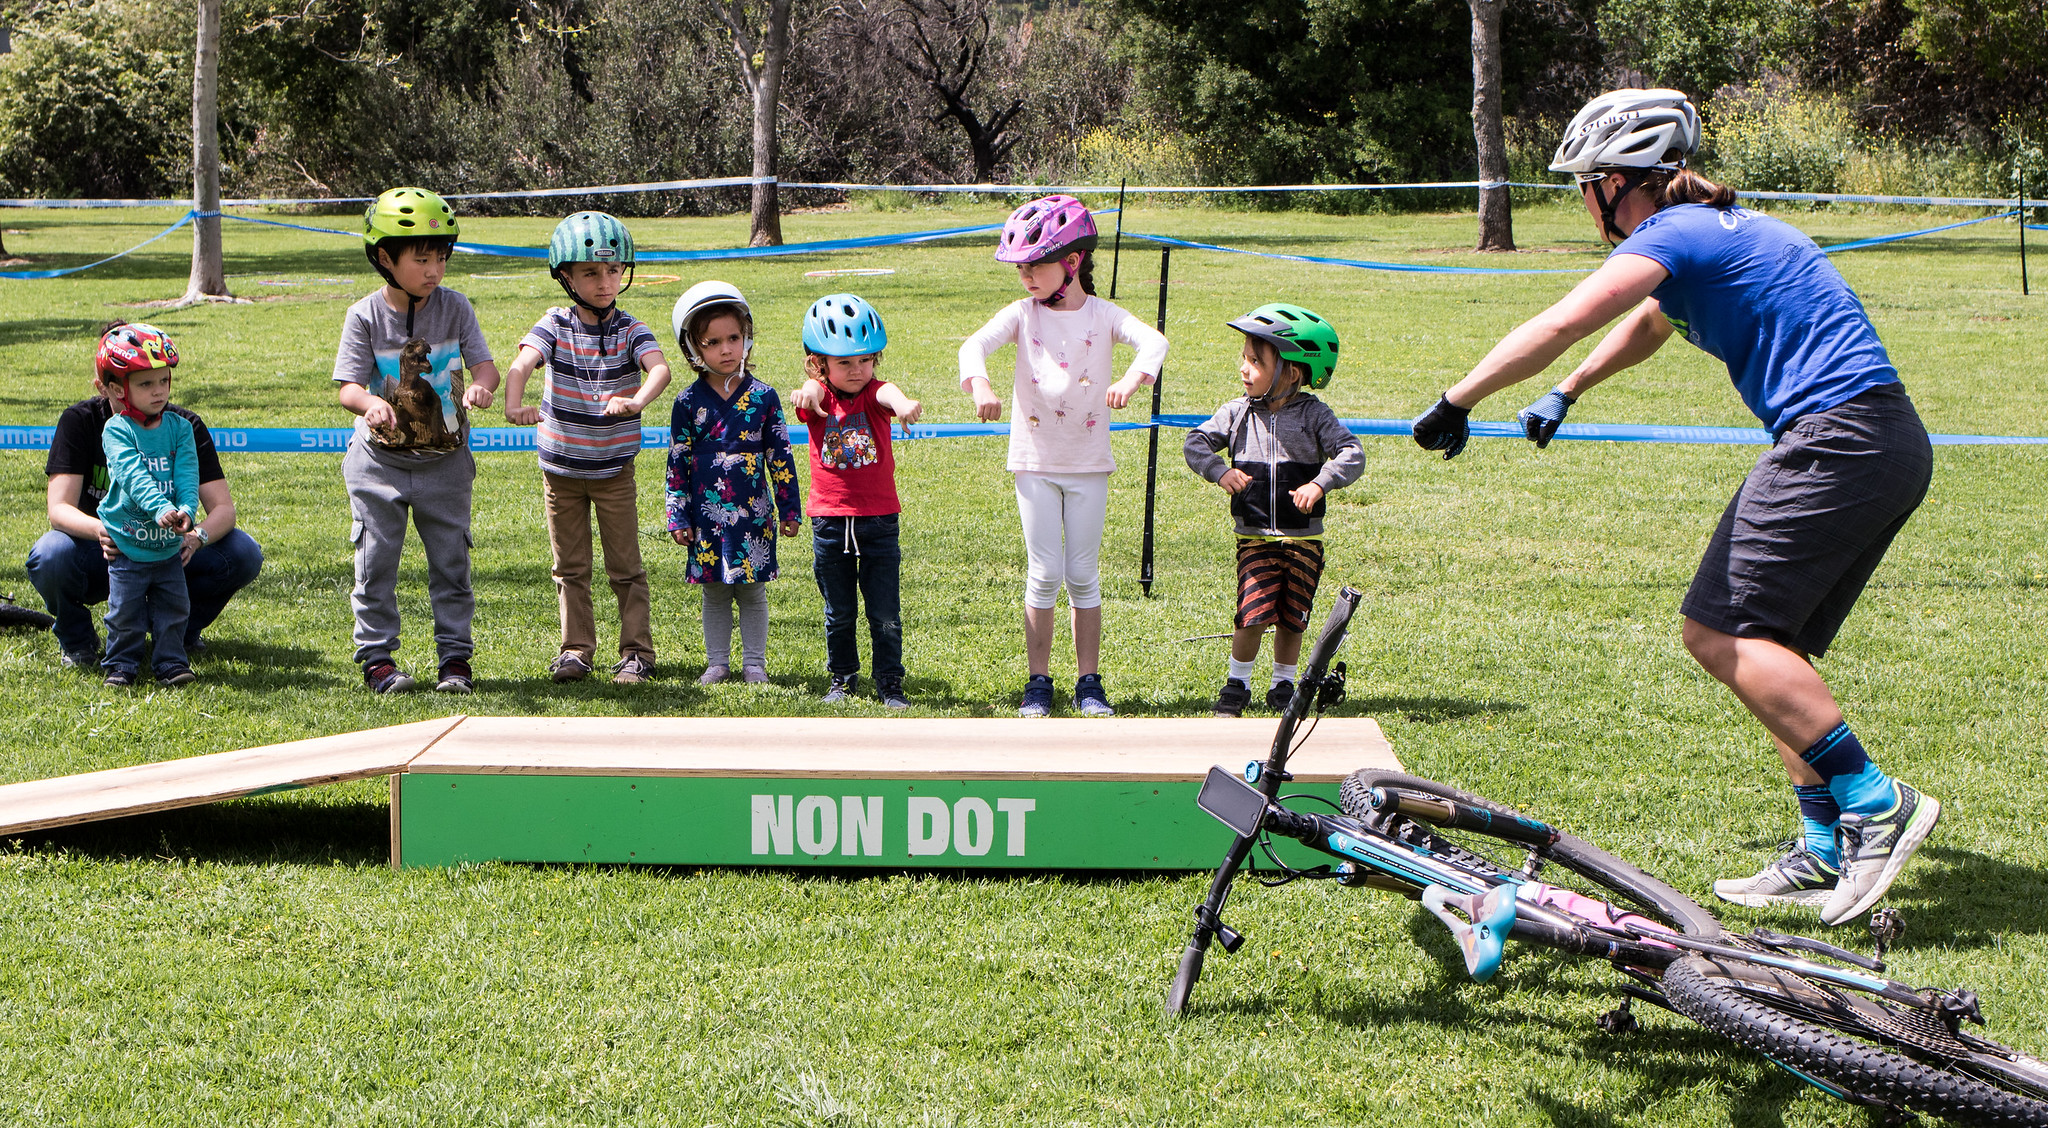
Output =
[
  {"x1": 803, "y1": 268, "x2": 896, "y2": 278},
  {"x1": 468, "y1": 272, "x2": 542, "y2": 280}
]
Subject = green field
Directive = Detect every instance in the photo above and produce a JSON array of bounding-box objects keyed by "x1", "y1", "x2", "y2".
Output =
[{"x1": 1, "y1": 198, "x2": 2044, "y2": 1126}]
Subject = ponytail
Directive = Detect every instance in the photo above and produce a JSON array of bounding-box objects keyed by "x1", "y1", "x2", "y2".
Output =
[
  {"x1": 1650, "y1": 168, "x2": 1736, "y2": 209},
  {"x1": 1075, "y1": 250, "x2": 1097, "y2": 297}
]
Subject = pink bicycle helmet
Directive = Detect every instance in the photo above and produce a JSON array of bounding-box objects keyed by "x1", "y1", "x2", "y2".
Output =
[{"x1": 995, "y1": 195, "x2": 1098, "y2": 264}]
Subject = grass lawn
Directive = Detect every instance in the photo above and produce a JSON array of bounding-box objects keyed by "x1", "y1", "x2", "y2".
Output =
[{"x1": 0, "y1": 197, "x2": 2044, "y2": 1126}]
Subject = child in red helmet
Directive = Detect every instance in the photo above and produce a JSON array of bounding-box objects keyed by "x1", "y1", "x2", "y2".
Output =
[{"x1": 93, "y1": 323, "x2": 202, "y2": 687}]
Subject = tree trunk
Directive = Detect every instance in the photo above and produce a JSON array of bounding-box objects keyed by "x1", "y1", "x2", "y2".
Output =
[
  {"x1": 743, "y1": 0, "x2": 792, "y2": 247},
  {"x1": 182, "y1": 0, "x2": 229, "y2": 301},
  {"x1": 1470, "y1": 0, "x2": 1514, "y2": 252}
]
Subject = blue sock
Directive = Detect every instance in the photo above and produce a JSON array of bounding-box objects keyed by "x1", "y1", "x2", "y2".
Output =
[
  {"x1": 1794, "y1": 784, "x2": 1841, "y2": 868},
  {"x1": 1802, "y1": 723, "x2": 1897, "y2": 819}
]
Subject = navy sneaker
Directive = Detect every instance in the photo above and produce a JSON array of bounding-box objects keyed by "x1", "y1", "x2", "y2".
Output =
[
  {"x1": 156, "y1": 664, "x2": 197, "y2": 687},
  {"x1": 103, "y1": 668, "x2": 137, "y2": 688},
  {"x1": 1018, "y1": 674, "x2": 1055, "y2": 718},
  {"x1": 364, "y1": 660, "x2": 416, "y2": 694},
  {"x1": 435, "y1": 658, "x2": 475, "y2": 694},
  {"x1": 822, "y1": 673, "x2": 858, "y2": 704},
  {"x1": 879, "y1": 678, "x2": 911, "y2": 711},
  {"x1": 1074, "y1": 673, "x2": 1115, "y2": 717}
]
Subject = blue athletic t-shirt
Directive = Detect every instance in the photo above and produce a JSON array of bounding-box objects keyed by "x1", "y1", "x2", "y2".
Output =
[{"x1": 1614, "y1": 204, "x2": 1898, "y2": 436}]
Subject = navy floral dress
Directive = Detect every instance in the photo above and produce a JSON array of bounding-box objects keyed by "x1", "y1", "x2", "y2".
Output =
[{"x1": 665, "y1": 375, "x2": 802, "y2": 584}]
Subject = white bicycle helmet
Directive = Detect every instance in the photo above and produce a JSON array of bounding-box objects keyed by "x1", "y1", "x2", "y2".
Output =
[
  {"x1": 672, "y1": 280, "x2": 753, "y2": 370},
  {"x1": 1549, "y1": 88, "x2": 1701, "y2": 179}
]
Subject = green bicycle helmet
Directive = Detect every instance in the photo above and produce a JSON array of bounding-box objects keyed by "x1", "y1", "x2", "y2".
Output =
[
  {"x1": 547, "y1": 211, "x2": 636, "y2": 317},
  {"x1": 363, "y1": 187, "x2": 459, "y2": 246},
  {"x1": 1226, "y1": 303, "x2": 1341, "y2": 390}
]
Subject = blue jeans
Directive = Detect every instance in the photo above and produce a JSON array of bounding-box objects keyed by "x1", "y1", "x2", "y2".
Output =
[
  {"x1": 811, "y1": 515, "x2": 903, "y2": 682},
  {"x1": 103, "y1": 553, "x2": 190, "y2": 677},
  {"x1": 25, "y1": 527, "x2": 264, "y2": 657}
]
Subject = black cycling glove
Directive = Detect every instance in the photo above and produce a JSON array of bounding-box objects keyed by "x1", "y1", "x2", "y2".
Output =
[{"x1": 1411, "y1": 396, "x2": 1472, "y2": 460}]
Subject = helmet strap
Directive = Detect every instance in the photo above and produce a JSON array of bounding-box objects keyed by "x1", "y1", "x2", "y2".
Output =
[
  {"x1": 1042, "y1": 258, "x2": 1077, "y2": 307},
  {"x1": 1589, "y1": 170, "x2": 1650, "y2": 243}
]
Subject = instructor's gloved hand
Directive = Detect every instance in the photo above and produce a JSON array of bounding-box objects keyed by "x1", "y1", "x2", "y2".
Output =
[
  {"x1": 1412, "y1": 396, "x2": 1472, "y2": 460},
  {"x1": 1516, "y1": 387, "x2": 1577, "y2": 449}
]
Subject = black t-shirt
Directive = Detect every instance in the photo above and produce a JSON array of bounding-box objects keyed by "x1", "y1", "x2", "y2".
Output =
[{"x1": 45, "y1": 398, "x2": 226, "y2": 511}]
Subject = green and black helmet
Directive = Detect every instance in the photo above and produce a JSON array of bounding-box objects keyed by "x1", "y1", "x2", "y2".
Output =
[{"x1": 1226, "y1": 303, "x2": 1340, "y2": 390}]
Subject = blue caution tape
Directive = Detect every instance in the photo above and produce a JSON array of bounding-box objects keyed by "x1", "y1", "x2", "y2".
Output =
[
  {"x1": 3, "y1": 418, "x2": 2037, "y2": 452},
  {"x1": 454, "y1": 218, "x2": 1008, "y2": 261},
  {"x1": 1150, "y1": 414, "x2": 2048, "y2": 447},
  {"x1": 0, "y1": 211, "x2": 194, "y2": 278},
  {"x1": 1816, "y1": 211, "x2": 2013, "y2": 253},
  {"x1": 1125, "y1": 231, "x2": 1591, "y2": 275}
]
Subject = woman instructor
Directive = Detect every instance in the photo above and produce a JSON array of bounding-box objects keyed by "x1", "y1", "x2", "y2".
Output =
[{"x1": 1410, "y1": 89, "x2": 1938, "y2": 927}]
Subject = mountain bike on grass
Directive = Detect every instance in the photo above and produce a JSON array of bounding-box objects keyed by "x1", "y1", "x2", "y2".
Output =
[{"x1": 1168, "y1": 585, "x2": 2048, "y2": 1126}]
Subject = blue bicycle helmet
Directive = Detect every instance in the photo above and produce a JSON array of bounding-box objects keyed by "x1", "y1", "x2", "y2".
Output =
[{"x1": 802, "y1": 294, "x2": 887, "y2": 356}]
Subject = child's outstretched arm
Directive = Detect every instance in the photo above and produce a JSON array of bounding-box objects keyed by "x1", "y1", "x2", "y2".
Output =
[
  {"x1": 958, "y1": 305, "x2": 1023, "y2": 422},
  {"x1": 874, "y1": 381, "x2": 923, "y2": 426},
  {"x1": 1184, "y1": 401, "x2": 1247, "y2": 492},
  {"x1": 606, "y1": 337, "x2": 672, "y2": 416},
  {"x1": 1106, "y1": 308, "x2": 1170, "y2": 409},
  {"x1": 502, "y1": 344, "x2": 545, "y2": 426}
]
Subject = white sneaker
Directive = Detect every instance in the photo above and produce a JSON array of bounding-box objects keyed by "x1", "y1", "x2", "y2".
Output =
[
  {"x1": 1712, "y1": 842, "x2": 1839, "y2": 908},
  {"x1": 1821, "y1": 781, "x2": 1941, "y2": 926}
]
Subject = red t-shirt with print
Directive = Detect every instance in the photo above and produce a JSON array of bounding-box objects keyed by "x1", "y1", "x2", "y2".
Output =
[{"x1": 796, "y1": 379, "x2": 900, "y2": 516}]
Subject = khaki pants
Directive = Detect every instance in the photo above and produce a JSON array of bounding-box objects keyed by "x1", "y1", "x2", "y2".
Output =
[{"x1": 543, "y1": 468, "x2": 654, "y2": 663}]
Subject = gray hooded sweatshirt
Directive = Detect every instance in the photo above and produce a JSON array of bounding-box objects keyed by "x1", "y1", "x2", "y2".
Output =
[{"x1": 1184, "y1": 392, "x2": 1364, "y2": 539}]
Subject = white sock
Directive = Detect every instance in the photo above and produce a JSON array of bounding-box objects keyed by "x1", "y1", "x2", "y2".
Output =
[
  {"x1": 1271, "y1": 663, "x2": 1298, "y2": 687},
  {"x1": 1227, "y1": 658, "x2": 1256, "y2": 684}
]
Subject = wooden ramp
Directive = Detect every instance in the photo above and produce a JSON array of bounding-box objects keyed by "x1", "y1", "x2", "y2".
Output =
[
  {"x1": 0, "y1": 715, "x2": 1399, "y2": 871},
  {"x1": 0, "y1": 716, "x2": 465, "y2": 837}
]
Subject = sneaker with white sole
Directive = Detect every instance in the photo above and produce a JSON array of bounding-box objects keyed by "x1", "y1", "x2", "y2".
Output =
[
  {"x1": 1074, "y1": 673, "x2": 1115, "y2": 717},
  {"x1": 1712, "y1": 841, "x2": 1839, "y2": 908},
  {"x1": 610, "y1": 654, "x2": 655, "y2": 685},
  {"x1": 1820, "y1": 781, "x2": 1941, "y2": 926},
  {"x1": 878, "y1": 678, "x2": 911, "y2": 711},
  {"x1": 550, "y1": 652, "x2": 592, "y2": 683},
  {"x1": 822, "y1": 673, "x2": 858, "y2": 704},
  {"x1": 1018, "y1": 674, "x2": 1055, "y2": 718}
]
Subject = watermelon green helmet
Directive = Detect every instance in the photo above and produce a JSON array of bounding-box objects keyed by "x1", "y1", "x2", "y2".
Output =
[
  {"x1": 1226, "y1": 303, "x2": 1340, "y2": 390},
  {"x1": 548, "y1": 211, "x2": 635, "y2": 271},
  {"x1": 547, "y1": 211, "x2": 636, "y2": 316}
]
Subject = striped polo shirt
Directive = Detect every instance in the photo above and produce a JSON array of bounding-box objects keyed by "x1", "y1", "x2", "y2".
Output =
[{"x1": 521, "y1": 307, "x2": 662, "y2": 478}]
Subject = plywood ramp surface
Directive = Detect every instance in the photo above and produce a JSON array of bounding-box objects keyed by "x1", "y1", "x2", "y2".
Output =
[
  {"x1": 410, "y1": 717, "x2": 1397, "y2": 782},
  {"x1": 0, "y1": 716, "x2": 465, "y2": 836}
]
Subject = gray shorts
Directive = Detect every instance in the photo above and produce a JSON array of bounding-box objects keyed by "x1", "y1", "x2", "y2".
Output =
[{"x1": 1682, "y1": 382, "x2": 1932, "y2": 658}]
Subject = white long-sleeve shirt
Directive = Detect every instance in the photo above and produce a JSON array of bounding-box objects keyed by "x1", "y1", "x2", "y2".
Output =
[{"x1": 958, "y1": 296, "x2": 1170, "y2": 473}]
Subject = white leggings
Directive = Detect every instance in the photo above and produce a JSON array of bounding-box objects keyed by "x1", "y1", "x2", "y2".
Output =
[{"x1": 1014, "y1": 470, "x2": 1109, "y2": 610}]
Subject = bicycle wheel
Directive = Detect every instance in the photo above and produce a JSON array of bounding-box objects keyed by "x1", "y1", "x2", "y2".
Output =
[
  {"x1": 1339, "y1": 770, "x2": 1721, "y2": 939},
  {"x1": 1664, "y1": 955, "x2": 2048, "y2": 1125}
]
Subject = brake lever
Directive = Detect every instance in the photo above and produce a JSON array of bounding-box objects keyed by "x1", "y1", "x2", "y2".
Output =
[{"x1": 1314, "y1": 661, "x2": 1346, "y2": 713}]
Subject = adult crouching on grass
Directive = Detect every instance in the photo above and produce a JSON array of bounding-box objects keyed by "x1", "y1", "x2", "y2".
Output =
[
  {"x1": 1408, "y1": 88, "x2": 1938, "y2": 928},
  {"x1": 25, "y1": 322, "x2": 264, "y2": 671}
]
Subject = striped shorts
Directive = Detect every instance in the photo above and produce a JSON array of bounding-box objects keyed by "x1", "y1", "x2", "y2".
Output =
[{"x1": 1235, "y1": 537, "x2": 1325, "y2": 632}]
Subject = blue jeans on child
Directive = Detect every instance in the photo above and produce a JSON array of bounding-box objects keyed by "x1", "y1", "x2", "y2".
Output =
[
  {"x1": 811, "y1": 515, "x2": 903, "y2": 682},
  {"x1": 103, "y1": 553, "x2": 191, "y2": 677},
  {"x1": 26, "y1": 527, "x2": 264, "y2": 658}
]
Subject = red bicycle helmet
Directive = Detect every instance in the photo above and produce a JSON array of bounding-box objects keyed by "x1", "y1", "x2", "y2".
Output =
[{"x1": 96, "y1": 322, "x2": 179, "y2": 383}]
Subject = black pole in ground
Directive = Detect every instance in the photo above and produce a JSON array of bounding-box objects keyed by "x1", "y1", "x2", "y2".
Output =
[
  {"x1": 1109, "y1": 177, "x2": 1127, "y2": 299},
  {"x1": 1140, "y1": 245, "x2": 1171, "y2": 596},
  {"x1": 2021, "y1": 137, "x2": 2030, "y2": 296}
]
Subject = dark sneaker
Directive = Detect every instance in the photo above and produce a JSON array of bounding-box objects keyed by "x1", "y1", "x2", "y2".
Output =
[
  {"x1": 741, "y1": 665, "x2": 770, "y2": 684},
  {"x1": 879, "y1": 678, "x2": 911, "y2": 711},
  {"x1": 550, "y1": 652, "x2": 592, "y2": 683},
  {"x1": 1074, "y1": 673, "x2": 1115, "y2": 717},
  {"x1": 1212, "y1": 678, "x2": 1251, "y2": 718},
  {"x1": 1018, "y1": 674, "x2": 1055, "y2": 718},
  {"x1": 61, "y1": 649, "x2": 101, "y2": 671},
  {"x1": 434, "y1": 659, "x2": 474, "y2": 695},
  {"x1": 610, "y1": 654, "x2": 655, "y2": 685},
  {"x1": 698, "y1": 664, "x2": 730, "y2": 685},
  {"x1": 822, "y1": 673, "x2": 858, "y2": 704},
  {"x1": 364, "y1": 660, "x2": 416, "y2": 694},
  {"x1": 1712, "y1": 841, "x2": 1839, "y2": 908},
  {"x1": 1265, "y1": 680, "x2": 1295, "y2": 712},
  {"x1": 156, "y1": 665, "x2": 197, "y2": 687},
  {"x1": 1822, "y1": 781, "x2": 1941, "y2": 926},
  {"x1": 103, "y1": 668, "x2": 137, "y2": 688},
  {"x1": 185, "y1": 635, "x2": 208, "y2": 655}
]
